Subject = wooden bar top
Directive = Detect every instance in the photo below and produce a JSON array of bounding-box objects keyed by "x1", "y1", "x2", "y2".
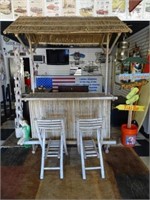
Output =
[{"x1": 22, "y1": 92, "x2": 117, "y2": 101}]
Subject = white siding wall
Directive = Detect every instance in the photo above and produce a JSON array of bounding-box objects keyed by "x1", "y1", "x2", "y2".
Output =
[
  {"x1": 113, "y1": 25, "x2": 150, "y2": 97},
  {"x1": 128, "y1": 25, "x2": 150, "y2": 58}
]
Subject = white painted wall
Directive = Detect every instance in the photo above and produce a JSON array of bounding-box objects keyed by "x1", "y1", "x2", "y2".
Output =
[{"x1": 33, "y1": 47, "x2": 104, "y2": 76}]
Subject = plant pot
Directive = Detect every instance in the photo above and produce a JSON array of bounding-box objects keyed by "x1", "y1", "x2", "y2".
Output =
[{"x1": 121, "y1": 124, "x2": 138, "y2": 147}]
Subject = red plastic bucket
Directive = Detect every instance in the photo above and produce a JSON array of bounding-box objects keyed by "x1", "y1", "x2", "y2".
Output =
[{"x1": 121, "y1": 124, "x2": 138, "y2": 147}]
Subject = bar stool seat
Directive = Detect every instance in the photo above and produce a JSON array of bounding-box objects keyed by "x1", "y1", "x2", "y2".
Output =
[
  {"x1": 76, "y1": 118, "x2": 105, "y2": 180},
  {"x1": 35, "y1": 119, "x2": 68, "y2": 179}
]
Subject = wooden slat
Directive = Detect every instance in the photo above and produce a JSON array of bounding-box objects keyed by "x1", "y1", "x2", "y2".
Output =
[
  {"x1": 22, "y1": 92, "x2": 117, "y2": 101},
  {"x1": 28, "y1": 98, "x2": 112, "y2": 139}
]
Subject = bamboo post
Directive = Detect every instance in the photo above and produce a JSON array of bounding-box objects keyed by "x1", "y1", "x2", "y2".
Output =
[
  {"x1": 27, "y1": 35, "x2": 35, "y2": 93},
  {"x1": 104, "y1": 34, "x2": 110, "y2": 95},
  {"x1": 127, "y1": 106, "x2": 132, "y2": 128}
]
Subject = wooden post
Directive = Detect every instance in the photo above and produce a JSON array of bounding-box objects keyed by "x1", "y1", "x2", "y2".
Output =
[
  {"x1": 27, "y1": 35, "x2": 35, "y2": 93},
  {"x1": 104, "y1": 34, "x2": 110, "y2": 95},
  {"x1": 127, "y1": 107, "x2": 132, "y2": 129}
]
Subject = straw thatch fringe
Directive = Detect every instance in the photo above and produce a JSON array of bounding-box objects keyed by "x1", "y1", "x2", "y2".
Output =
[{"x1": 4, "y1": 16, "x2": 132, "y2": 46}]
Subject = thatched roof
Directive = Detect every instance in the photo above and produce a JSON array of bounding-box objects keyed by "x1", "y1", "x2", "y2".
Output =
[{"x1": 3, "y1": 16, "x2": 132, "y2": 46}]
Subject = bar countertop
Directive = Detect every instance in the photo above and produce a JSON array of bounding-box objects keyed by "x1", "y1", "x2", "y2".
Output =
[{"x1": 22, "y1": 92, "x2": 118, "y2": 101}]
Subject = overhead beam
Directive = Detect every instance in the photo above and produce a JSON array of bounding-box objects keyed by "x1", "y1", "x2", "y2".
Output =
[{"x1": 15, "y1": 34, "x2": 30, "y2": 54}]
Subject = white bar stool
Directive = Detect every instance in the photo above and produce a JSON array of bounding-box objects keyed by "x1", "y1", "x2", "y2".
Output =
[
  {"x1": 35, "y1": 119, "x2": 68, "y2": 179},
  {"x1": 76, "y1": 118, "x2": 105, "y2": 180}
]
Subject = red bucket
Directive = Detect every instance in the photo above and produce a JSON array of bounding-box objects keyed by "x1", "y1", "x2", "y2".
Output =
[{"x1": 121, "y1": 124, "x2": 138, "y2": 147}]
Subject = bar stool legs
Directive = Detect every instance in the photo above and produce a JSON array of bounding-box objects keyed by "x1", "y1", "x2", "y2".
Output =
[
  {"x1": 35, "y1": 119, "x2": 68, "y2": 179},
  {"x1": 77, "y1": 118, "x2": 105, "y2": 180},
  {"x1": 97, "y1": 131, "x2": 105, "y2": 179},
  {"x1": 80, "y1": 132, "x2": 86, "y2": 179},
  {"x1": 40, "y1": 131, "x2": 46, "y2": 179},
  {"x1": 60, "y1": 134, "x2": 64, "y2": 179}
]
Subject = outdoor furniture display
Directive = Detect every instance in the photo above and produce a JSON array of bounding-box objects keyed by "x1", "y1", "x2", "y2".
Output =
[
  {"x1": 76, "y1": 118, "x2": 105, "y2": 180},
  {"x1": 3, "y1": 16, "x2": 132, "y2": 152},
  {"x1": 35, "y1": 119, "x2": 68, "y2": 179}
]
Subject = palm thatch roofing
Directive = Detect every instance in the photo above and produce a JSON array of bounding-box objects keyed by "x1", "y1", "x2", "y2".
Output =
[{"x1": 3, "y1": 16, "x2": 132, "y2": 46}]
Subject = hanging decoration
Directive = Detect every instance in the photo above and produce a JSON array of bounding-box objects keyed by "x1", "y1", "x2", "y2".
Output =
[
  {"x1": 70, "y1": 51, "x2": 85, "y2": 65},
  {"x1": 115, "y1": 39, "x2": 130, "y2": 62}
]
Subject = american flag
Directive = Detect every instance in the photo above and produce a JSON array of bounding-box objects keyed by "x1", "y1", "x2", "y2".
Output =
[
  {"x1": 36, "y1": 76, "x2": 75, "y2": 91},
  {"x1": 52, "y1": 76, "x2": 75, "y2": 91}
]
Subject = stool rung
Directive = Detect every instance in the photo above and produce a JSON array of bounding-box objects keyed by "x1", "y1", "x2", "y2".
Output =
[
  {"x1": 85, "y1": 166, "x2": 101, "y2": 170},
  {"x1": 44, "y1": 167, "x2": 60, "y2": 170},
  {"x1": 47, "y1": 150, "x2": 59, "y2": 154},
  {"x1": 86, "y1": 154, "x2": 98, "y2": 158},
  {"x1": 47, "y1": 152, "x2": 59, "y2": 154},
  {"x1": 84, "y1": 146, "x2": 96, "y2": 150},
  {"x1": 47, "y1": 154, "x2": 59, "y2": 158},
  {"x1": 85, "y1": 154, "x2": 97, "y2": 157},
  {"x1": 47, "y1": 148, "x2": 59, "y2": 151},
  {"x1": 48, "y1": 145, "x2": 60, "y2": 148},
  {"x1": 85, "y1": 150, "x2": 97, "y2": 153},
  {"x1": 47, "y1": 151, "x2": 59, "y2": 154}
]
